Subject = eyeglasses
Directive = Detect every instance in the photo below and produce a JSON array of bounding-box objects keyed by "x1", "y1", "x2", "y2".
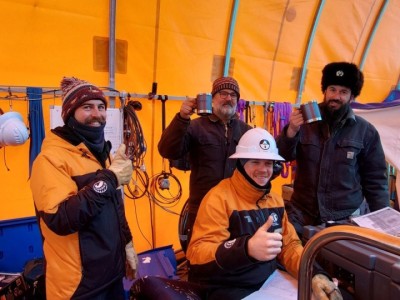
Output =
[{"x1": 219, "y1": 91, "x2": 238, "y2": 100}]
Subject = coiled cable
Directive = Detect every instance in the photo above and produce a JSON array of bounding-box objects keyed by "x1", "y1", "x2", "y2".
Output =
[
  {"x1": 123, "y1": 98, "x2": 149, "y2": 199},
  {"x1": 148, "y1": 166, "x2": 183, "y2": 214}
]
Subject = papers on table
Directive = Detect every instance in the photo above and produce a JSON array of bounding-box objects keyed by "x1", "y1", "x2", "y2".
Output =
[
  {"x1": 243, "y1": 269, "x2": 298, "y2": 300},
  {"x1": 351, "y1": 207, "x2": 400, "y2": 237}
]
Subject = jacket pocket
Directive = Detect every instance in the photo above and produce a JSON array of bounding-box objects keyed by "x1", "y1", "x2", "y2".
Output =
[
  {"x1": 299, "y1": 134, "x2": 321, "y2": 163},
  {"x1": 335, "y1": 139, "x2": 363, "y2": 166}
]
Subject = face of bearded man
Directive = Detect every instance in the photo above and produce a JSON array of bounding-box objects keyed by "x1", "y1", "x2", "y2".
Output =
[
  {"x1": 322, "y1": 85, "x2": 353, "y2": 122},
  {"x1": 74, "y1": 100, "x2": 107, "y2": 127},
  {"x1": 212, "y1": 89, "x2": 238, "y2": 122}
]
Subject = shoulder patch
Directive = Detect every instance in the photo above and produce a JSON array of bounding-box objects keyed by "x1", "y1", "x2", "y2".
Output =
[
  {"x1": 224, "y1": 239, "x2": 236, "y2": 249},
  {"x1": 93, "y1": 180, "x2": 108, "y2": 193}
]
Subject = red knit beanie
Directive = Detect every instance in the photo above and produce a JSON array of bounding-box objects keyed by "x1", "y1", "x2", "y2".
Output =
[
  {"x1": 60, "y1": 77, "x2": 107, "y2": 123},
  {"x1": 211, "y1": 77, "x2": 240, "y2": 99}
]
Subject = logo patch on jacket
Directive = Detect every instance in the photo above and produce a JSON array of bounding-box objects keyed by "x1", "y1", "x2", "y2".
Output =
[
  {"x1": 93, "y1": 180, "x2": 108, "y2": 193},
  {"x1": 224, "y1": 239, "x2": 236, "y2": 249},
  {"x1": 270, "y1": 212, "x2": 279, "y2": 226}
]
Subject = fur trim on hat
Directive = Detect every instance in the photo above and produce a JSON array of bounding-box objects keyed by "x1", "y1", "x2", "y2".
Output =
[
  {"x1": 60, "y1": 77, "x2": 107, "y2": 123},
  {"x1": 211, "y1": 76, "x2": 240, "y2": 99},
  {"x1": 321, "y1": 62, "x2": 364, "y2": 97}
]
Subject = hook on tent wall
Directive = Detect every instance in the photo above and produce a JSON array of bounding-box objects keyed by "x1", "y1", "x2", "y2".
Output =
[
  {"x1": 7, "y1": 88, "x2": 14, "y2": 111},
  {"x1": 148, "y1": 82, "x2": 158, "y2": 100},
  {"x1": 0, "y1": 87, "x2": 29, "y2": 105},
  {"x1": 267, "y1": 101, "x2": 275, "y2": 112}
]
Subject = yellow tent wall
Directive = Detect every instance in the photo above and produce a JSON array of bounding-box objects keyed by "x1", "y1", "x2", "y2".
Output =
[{"x1": 1, "y1": 0, "x2": 399, "y2": 253}]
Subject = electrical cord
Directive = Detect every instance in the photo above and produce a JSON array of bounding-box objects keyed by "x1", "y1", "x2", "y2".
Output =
[
  {"x1": 148, "y1": 169, "x2": 182, "y2": 214},
  {"x1": 125, "y1": 165, "x2": 149, "y2": 200},
  {"x1": 132, "y1": 193, "x2": 154, "y2": 249},
  {"x1": 120, "y1": 95, "x2": 156, "y2": 248},
  {"x1": 122, "y1": 98, "x2": 150, "y2": 199},
  {"x1": 121, "y1": 94, "x2": 183, "y2": 250},
  {"x1": 123, "y1": 100, "x2": 147, "y2": 166}
]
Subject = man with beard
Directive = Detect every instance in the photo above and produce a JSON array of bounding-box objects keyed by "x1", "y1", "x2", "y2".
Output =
[
  {"x1": 158, "y1": 76, "x2": 251, "y2": 252},
  {"x1": 276, "y1": 62, "x2": 389, "y2": 238},
  {"x1": 30, "y1": 77, "x2": 138, "y2": 299}
]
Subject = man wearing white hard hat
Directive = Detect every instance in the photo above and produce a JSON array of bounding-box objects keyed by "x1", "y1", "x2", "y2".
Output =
[{"x1": 186, "y1": 128, "x2": 341, "y2": 300}]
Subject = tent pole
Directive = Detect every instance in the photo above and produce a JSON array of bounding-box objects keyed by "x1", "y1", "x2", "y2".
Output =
[
  {"x1": 108, "y1": 0, "x2": 117, "y2": 108},
  {"x1": 296, "y1": 0, "x2": 326, "y2": 105},
  {"x1": 223, "y1": 0, "x2": 240, "y2": 76},
  {"x1": 359, "y1": 0, "x2": 389, "y2": 70}
]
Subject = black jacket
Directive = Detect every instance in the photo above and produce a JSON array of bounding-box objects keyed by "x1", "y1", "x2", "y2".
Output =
[
  {"x1": 276, "y1": 105, "x2": 389, "y2": 222},
  {"x1": 158, "y1": 113, "x2": 251, "y2": 209}
]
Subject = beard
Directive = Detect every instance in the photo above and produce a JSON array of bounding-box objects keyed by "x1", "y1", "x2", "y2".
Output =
[
  {"x1": 214, "y1": 102, "x2": 237, "y2": 120},
  {"x1": 321, "y1": 100, "x2": 350, "y2": 125}
]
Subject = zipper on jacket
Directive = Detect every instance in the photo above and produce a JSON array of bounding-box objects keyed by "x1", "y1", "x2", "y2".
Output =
[{"x1": 256, "y1": 201, "x2": 268, "y2": 225}]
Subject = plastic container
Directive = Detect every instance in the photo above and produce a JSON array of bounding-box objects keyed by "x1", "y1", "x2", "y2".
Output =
[
  {"x1": 0, "y1": 216, "x2": 44, "y2": 273},
  {"x1": 136, "y1": 245, "x2": 178, "y2": 279}
]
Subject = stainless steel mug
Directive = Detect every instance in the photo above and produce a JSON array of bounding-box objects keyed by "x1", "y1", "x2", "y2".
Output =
[
  {"x1": 196, "y1": 93, "x2": 212, "y2": 116},
  {"x1": 300, "y1": 100, "x2": 322, "y2": 123}
]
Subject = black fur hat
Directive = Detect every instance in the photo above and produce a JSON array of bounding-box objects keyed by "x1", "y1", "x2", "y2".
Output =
[{"x1": 321, "y1": 62, "x2": 364, "y2": 97}]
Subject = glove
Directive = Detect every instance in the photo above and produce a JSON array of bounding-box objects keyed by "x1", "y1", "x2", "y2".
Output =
[
  {"x1": 108, "y1": 144, "x2": 133, "y2": 186},
  {"x1": 312, "y1": 274, "x2": 342, "y2": 300},
  {"x1": 125, "y1": 240, "x2": 139, "y2": 279}
]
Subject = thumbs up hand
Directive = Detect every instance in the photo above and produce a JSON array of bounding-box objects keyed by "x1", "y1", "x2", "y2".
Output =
[
  {"x1": 108, "y1": 144, "x2": 133, "y2": 186},
  {"x1": 247, "y1": 216, "x2": 283, "y2": 261}
]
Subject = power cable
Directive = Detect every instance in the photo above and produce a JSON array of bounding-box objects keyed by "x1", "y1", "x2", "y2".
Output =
[
  {"x1": 122, "y1": 97, "x2": 149, "y2": 200},
  {"x1": 147, "y1": 167, "x2": 183, "y2": 214}
]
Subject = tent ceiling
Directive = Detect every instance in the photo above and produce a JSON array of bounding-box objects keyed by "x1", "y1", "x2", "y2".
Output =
[{"x1": 0, "y1": 0, "x2": 399, "y2": 103}]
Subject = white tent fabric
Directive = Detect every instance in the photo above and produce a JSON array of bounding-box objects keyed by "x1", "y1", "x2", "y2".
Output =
[{"x1": 352, "y1": 100, "x2": 400, "y2": 208}]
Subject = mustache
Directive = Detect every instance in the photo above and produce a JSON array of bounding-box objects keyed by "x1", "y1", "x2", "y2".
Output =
[
  {"x1": 85, "y1": 116, "x2": 106, "y2": 125},
  {"x1": 327, "y1": 99, "x2": 341, "y2": 105},
  {"x1": 222, "y1": 100, "x2": 236, "y2": 107}
]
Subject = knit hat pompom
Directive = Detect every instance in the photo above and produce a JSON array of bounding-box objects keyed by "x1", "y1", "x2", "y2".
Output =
[
  {"x1": 211, "y1": 76, "x2": 240, "y2": 99},
  {"x1": 60, "y1": 76, "x2": 107, "y2": 123},
  {"x1": 321, "y1": 62, "x2": 364, "y2": 97}
]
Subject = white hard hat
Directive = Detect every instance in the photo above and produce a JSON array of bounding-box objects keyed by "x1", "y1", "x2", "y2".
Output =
[
  {"x1": 229, "y1": 127, "x2": 284, "y2": 161},
  {"x1": 0, "y1": 111, "x2": 29, "y2": 147}
]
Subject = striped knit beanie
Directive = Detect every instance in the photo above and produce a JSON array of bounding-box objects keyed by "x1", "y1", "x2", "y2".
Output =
[
  {"x1": 60, "y1": 77, "x2": 107, "y2": 123},
  {"x1": 211, "y1": 76, "x2": 240, "y2": 99}
]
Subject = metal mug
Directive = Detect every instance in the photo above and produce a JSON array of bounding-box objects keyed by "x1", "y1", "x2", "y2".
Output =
[
  {"x1": 300, "y1": 100, "x2": 322, "y2": 123},
  {"x1": 196, "y1": 93, "x2": 212, "y2": 116}
]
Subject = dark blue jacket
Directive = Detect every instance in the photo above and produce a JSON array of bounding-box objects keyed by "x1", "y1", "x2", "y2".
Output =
[{"x1": 276, "y1": 105, "x2": 389, "y2": 222}]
